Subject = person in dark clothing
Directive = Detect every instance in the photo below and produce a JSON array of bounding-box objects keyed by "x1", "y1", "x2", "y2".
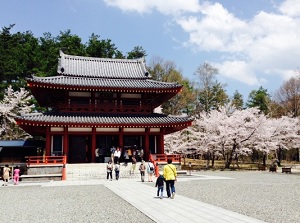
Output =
[{"x1": 155, "y1": 172, "x2": 165, "y2": 199}]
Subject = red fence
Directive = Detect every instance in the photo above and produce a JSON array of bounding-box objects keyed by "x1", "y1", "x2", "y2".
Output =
[
  {"x1": 26, "y1": 156, "x2": 66, "y2": 166},
  {"x1": 149, "y1": 154, "x2": 181, "y2": 177},
  {"x1": 150, "y1": 154, "x2": 181, "y2": 163}
]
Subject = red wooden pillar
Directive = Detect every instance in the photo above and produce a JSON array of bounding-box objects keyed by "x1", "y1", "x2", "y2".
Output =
[
  {"x1": 145, "y1": 128, "x2": 150, "y2": 159},
  {"x1": 63, "y1": 127, "x2": 68, "y2": 162},
  {"x1": 45, "y1": 127, "x2": 51, "y2": 156},
  {"x1": 91, "y1": 127, "x2": 96, "y2": 162}
]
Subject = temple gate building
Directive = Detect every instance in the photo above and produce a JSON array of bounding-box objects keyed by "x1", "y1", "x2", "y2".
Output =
[{"x1": 16, "y1": 50, "x2": 192, "y2": 163}]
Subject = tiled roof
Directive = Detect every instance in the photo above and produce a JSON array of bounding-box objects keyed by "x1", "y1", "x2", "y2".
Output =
[
  {"x1": 16, "y1": 113, "x2": 193, "y2": 127},
  {"x1": 29, "y1": 75, "x2": 181, "y2": 90},
  {"x1": 57, "y1": 50, "x2": 149, "y2": 79}
]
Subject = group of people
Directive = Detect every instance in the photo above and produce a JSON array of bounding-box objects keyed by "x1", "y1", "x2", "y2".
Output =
[
  {"x1": 106, "y1": 160, "x2": 120, "y2": 180},
  {"x1": 2, "y1": 164, "x2": 21, "y2": 186},
  {"x1": 140, "y1": 158, "x2": 177, "y2": 199},
  {"x1": 110, "y1": 146, "x2": 144, "y2": 164},
  {"x1": 106, "y1": 149, "x2": 139, "y2": 180}
]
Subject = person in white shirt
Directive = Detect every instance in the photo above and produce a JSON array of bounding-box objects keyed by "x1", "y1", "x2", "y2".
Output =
[
  {"x1": 113, "y1": 147, "x2": 121, "y2": 164},
  {"x1": 147, "y1": 160, "x2": 155, "y2": 182}
]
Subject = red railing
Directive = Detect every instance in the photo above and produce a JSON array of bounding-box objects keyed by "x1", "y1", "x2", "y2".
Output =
[
  {"x1": 149, "y1": 154, "x2": 181, "y2": 177},
  {"x1": 26, "y1": 156, "x2": 66, "y2": 166},
  {"x1": 58, "y1": 103, "x2": 153, "y2": 114},
  {"x1": 150, "y1": 154, "x2": 181, "y2": 163}
]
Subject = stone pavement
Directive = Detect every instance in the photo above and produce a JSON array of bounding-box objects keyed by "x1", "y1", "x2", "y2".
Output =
[
  {"x1": 16, "y1": 174, "x2": 266, "y2": 223},
  {"x1": 101, "y1": 178, "x2": 266, "y2": 223}
]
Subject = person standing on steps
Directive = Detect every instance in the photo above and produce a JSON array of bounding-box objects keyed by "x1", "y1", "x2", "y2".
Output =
[
  {"x1": 113, "y1": 147, "x2": 121, "y2": 164},
  {"x1": 114, "y1": 162, "x2": 120, "y2": 180},
  {"x1": 110, "y1": 146, "x2": 116, "y2": 163},
  {"x1": 130, "y1": 156, "x2": 137, "y2": 175},
  {"x1": 95, "y1": 148, "x2": 99, "y2": 163},
  {"x1": 163, "y1": 158, "x2": 177, "y2": 199},
  {"x1": 106, "y1": 161, "x2": 113, "y2": 181},
  {"x1": 139, "y1": 160, "x2": 146, "y2": 182}
]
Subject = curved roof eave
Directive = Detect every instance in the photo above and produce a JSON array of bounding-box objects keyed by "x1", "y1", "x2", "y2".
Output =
[{"x1": 27, "y1": 75, "x2": 183, "y2": 92}]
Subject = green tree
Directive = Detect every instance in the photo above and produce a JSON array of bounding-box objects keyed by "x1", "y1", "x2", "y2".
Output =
[
  {"x1": 56, "y1": 30, "x2": 86, "y2": 56},
  {"x1": 127, "y1": 46, "x2": 147, "y2": 59},
  {"x1": 194, "y1": 63, "x2": 228, "y2": 113},
  {"x1": 231, "y1": 90, "x2": 244, "y2": 109},
  {"x1": 86, "y1": 33, "x2": 124, "y2": 58},
  {"x1": 38, "y1": 32, "x2": 60, "y2": 76},
  {"x1": 148, "y1": 58, "x2": 197, "y2": 115},
  {"x1": 246, "y1": 86, "x2": 270, "y2": 114},
  {"x1": 0, "y1": 25, "x2": 42, "y2": 97}
]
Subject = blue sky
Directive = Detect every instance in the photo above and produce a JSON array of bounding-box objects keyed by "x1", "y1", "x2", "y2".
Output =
[{"x1": 1, "y1": 0, "x2": 300, "y2": 101}]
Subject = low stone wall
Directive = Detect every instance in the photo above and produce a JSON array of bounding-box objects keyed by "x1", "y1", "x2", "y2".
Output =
[{"x1": 21, "y1": 165, "x2": 63, "y2": 181}]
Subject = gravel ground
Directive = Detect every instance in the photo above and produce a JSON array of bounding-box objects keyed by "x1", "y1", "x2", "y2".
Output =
[
  {"x1": 1, "y1": 184, "x2": 154, "y2": 223},
  {"x1": 1, "y1": 171, "x2": 299, "y2": 223},
  {"x1": 176, "y1": 171, "x2": 300, "y2": 223}
]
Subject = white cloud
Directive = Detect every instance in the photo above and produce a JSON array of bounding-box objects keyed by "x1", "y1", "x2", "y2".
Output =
[
  {"x1": 176, "y1": 1, "x2": 300, "y2": 86},
  {"x1": 103, "y1": 0, "x2": 201, "y2": 15},
  {"x1": 278, "y1": 0, "x2": 300, "y2": 17},
  {"x1": 215, "y1": 60, "x2": 262, "y2": 86},
  {"x1": 103, "y1": 0, "x2": 300, "y2": 89}
]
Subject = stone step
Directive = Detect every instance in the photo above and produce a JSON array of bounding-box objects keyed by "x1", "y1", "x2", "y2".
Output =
[{"x1": 65, "y1": 163, "x2": 143, "y2": 180}]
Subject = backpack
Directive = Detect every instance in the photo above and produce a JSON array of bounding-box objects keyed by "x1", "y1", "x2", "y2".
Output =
[{"x1": 149, "y1": 163, "x2": 154, "y2": 171}]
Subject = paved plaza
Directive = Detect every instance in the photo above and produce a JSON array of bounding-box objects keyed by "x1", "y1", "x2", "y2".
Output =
[{"x1": 1, "y1": 169, "x2": 299, "y2": 223}]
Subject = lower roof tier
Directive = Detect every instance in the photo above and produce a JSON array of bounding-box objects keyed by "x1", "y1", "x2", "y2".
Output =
[{"x1": 16, "y1": 113, "x2": 193, "y2": 136}]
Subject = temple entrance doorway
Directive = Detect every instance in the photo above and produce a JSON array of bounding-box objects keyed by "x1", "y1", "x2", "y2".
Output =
[
  {"x1": 69, "y1": 135, "x2": 91, "y2": 163},
  {"x1": 96, "y1": 135, "x2": 119, "y2": 163}
]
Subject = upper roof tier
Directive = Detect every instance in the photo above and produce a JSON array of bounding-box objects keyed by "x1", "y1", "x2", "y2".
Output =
[{"x1": 57, "y1": 50, "x2": 150, "y2": 79}]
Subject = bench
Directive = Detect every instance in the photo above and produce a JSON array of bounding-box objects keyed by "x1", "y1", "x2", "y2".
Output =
[
  {"x1": 258, "y1": 164, "x2": 266, "y2": 171},
  {"x1": 177, "y1": 170, "x2": 187, "y2": 176},
  {"x1": 282, "y1": 167, "x2": 292, "y2": 174},
  {"x1": 269, "y1": 166, "x2": 277, "y2": 172}
]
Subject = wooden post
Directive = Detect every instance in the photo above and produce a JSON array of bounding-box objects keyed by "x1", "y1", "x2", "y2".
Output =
[{"x1": 62, "y1": 155, "x2": 67, "y2": 180}]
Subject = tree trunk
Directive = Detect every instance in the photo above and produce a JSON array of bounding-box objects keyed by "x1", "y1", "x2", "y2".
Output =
[
  {"x1": 206, "y1": 152, "x2": 210, "y2": 168},
  {"x1": 225, "y1": 143, "x2": 237, "y2": 169},
  {"x1": 262, "y1": 152, "x2": 266, "y2": 166},
  {"x1": 276, "y1": 147, "x2": 282, "y2": 166}
]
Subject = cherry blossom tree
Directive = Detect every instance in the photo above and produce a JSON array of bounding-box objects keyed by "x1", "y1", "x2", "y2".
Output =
[
  {"x1": 165, "y1": 105, "x2": 300, "y2": 169},
  {"x1": 0, "y1": 85, "x2": 34, "y2": 139}
]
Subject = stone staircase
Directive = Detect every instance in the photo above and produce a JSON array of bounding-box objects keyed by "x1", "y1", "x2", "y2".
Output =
[{"x1": 65, "y1": 163, "x2": 143, "y2": 181}]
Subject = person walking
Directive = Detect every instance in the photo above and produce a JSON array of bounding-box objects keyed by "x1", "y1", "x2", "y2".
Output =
[
  {"x1": 130, "y1": 156, "x2": 137, "y2": 175},
  {"x1": 139, "y1": 161, "x2": 146, "y2": 182},
  {"x1": 13, "y1": 166, "x2": 21, "y2": 185},
  {"x1": 163, "y1": 158, "x2": 177, "y2": 199},
  {"x1": 2, "y1": 164, "x2": 10, "y2": 186},
  {"x1": 155, "y1": 172, "x2": 165, "y2": 199},
  {"x1": 114, "y1": 162, "x2": 120, "y2": 180},
  {"x1": 106, "y1": 161, "x2": 113, "y2": 181},
  {"x1": 124, "y1": 150, "x2": 129, "y2": 166},
  {"x1": 110, "y1": 146, "x2": 116, "y2": 163},
  {"x1": 147, "y1": 160, "x2": 155, "y2": 182}
]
